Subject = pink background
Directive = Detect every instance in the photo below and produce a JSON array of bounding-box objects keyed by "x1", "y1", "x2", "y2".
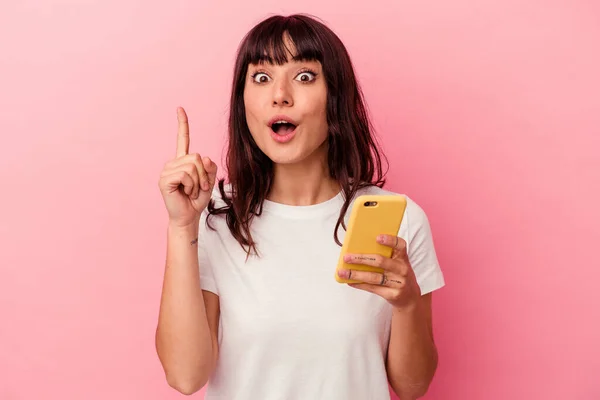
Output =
[{"x1": 1, "y1": 0, "x2": 599, "y2": 399}]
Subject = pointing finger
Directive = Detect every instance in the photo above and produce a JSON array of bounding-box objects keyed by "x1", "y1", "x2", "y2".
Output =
[{"x1": 176, "y1": 107, "x2": 190, "y2": 158}]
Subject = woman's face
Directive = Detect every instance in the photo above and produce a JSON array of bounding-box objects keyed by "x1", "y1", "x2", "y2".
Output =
[{"x1": 243, "y1": 51, "x2": 328, "y2": 166}]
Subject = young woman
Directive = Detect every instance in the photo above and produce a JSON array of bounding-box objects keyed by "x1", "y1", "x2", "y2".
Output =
[{"x1": 156, "y1": 14, "x2": 445, "y2": 400}]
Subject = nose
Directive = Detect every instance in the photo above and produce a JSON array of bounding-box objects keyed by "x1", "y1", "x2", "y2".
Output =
[{"x1": 272, "y1": 80, "x2": 293, "y2": 107}]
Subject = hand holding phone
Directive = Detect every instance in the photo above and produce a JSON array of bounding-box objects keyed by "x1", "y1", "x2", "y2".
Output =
[{"x1": 335, "y1": 195, "x2": 407, "y2": 284}]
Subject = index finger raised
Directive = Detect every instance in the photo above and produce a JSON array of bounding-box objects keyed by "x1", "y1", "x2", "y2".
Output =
[{"x1": 176, "y1": 107, "x2": 190, "y2": 157}]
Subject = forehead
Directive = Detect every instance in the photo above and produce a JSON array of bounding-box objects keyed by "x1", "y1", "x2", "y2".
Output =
[
  {"x1": 246, "y1": 29, "x2": 322, "y2": 67},
  {"x1": 275, "y1": 33, "x2": 297, "y2": 58},
  {"x1": 256, "y1": 36, "x2": 298, "y2": 64}
]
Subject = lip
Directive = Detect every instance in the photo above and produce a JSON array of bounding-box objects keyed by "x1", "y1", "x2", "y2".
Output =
[
  {"x1": 270, "y1": 128, "x2": 296, "y2": 143},
  {"x1": 267, "y1": 115, "x2": 299, "y2": 128},
  {"x1": 267, "y1": 115, "x2": 298, "y2": 144}
]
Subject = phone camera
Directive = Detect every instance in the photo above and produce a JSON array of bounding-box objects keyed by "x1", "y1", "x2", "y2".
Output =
[{"x1": 364, "y1": 201, "x2": 378, "y2": 207}]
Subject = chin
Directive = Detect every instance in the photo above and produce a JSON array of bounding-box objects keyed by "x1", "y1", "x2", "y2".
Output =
[
  {"x1": 264, "y1": 148, "x2": 308, "y2": 165},
  {"x1": 265, "y1": 142, "x2": 328, "y2": 167}
]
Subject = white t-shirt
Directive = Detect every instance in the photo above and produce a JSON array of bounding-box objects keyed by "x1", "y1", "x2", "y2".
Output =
[{"x1": 197, "y1": 184, "x2": 445, "y2": 400}]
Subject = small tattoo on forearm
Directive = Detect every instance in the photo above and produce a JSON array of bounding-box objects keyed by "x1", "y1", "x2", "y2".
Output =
[{"x1": 190, "y1": 238, "x2": 198, "y2": 245}]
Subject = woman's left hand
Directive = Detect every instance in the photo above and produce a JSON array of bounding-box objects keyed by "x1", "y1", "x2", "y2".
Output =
[{"x1": 337, "y1": 234, "x2": 421, "y2": 310}]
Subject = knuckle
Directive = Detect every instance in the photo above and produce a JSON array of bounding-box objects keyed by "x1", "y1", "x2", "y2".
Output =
[
  {"x1": 367, "y1": 272, "x2": 380, "y2": 284},
  {"x1": 161, "y1": 163, "x2": 173, "y2": 175},
  {"x1": 185, "y1": 163, "x2": 196, "y2": 175},
  {"x1": 192, "y1": 153, "x2": 202, "y2": 162},
  {"x1": 374, "y1": 273, "x2": 385, "y2": 284},
  {"x1": 199, "y1": 162, "x2": 208, "y2": 175},
  {"x1": 396, "y1": 237, "x2": 407, "y2": 250}
]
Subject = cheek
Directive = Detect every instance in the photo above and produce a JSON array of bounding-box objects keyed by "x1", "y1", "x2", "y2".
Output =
[
  {"x1": 244, "y1": 85, "x2": 271, "y2": 113},
  {"x1": 309, "y1": 97, "x2": 328, "y2": 134},
  {"x1": 243, "y1": 92, "x2": 261, "y2": 126},
  {"x1": 313, "y1": 89, "x2": 328, "y2": 122}
]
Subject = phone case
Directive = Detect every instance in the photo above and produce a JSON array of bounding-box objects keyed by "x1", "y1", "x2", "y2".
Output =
[{"x1": 335, "y1": 194, "x2": 407, "y2": 284}]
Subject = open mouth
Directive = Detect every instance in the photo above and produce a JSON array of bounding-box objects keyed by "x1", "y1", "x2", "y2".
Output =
[{"x1": 270, "y1": 121, "x2": 297, "y2": 135}]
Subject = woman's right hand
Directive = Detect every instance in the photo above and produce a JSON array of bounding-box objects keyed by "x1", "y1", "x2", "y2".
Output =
[{"x1": 158, "y1": 107, "x2": 218, "y2": 228}]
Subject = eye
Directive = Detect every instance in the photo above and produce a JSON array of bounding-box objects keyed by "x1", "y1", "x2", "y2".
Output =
[
  {"x1": 251, "y1": 72, "x2": 271, "y2": 83},
  {"x1": 295, "y1": 71, "x2": 316, "y2": 82}
]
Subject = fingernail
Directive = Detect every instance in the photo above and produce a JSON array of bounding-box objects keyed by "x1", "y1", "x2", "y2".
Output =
[
  {"x1": 377, "y1": 235, "x2": 385, "y2": 243},
  {"x1": 338, "y1": 269, "x2": 349, "y2": 279},
  {"x1": 343, "y1": 254, "x2": 352, "y2": 262}
]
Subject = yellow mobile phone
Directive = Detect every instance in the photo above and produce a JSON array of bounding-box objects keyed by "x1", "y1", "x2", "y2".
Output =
[{"x1": 335, "y1": 194, "x2": 407, "y2": 284}]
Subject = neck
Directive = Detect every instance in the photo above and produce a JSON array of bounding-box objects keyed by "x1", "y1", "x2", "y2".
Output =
[{"x1": 267, "y1": 148, "x2": 340, "y2": 206}]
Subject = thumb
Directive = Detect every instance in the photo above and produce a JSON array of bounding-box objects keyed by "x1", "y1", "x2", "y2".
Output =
[{"x1": 202, "y1": 157, "x2": 218, "y2": 186}]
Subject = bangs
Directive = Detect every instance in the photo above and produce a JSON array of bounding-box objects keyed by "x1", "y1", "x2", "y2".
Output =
[{"x1": 242, "y1": 16, "x2": 323, "y2": 65}]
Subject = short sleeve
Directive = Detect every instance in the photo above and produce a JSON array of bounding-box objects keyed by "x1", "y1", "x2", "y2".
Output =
[
  {"x1": 400, "y1": 197, "x2": 446, "y2": 295},
  {"x1": 198, "y1": 210, "x2": 218, "y2": 295}
]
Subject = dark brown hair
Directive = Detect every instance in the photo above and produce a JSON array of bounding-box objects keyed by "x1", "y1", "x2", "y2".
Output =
[{"x1": 207, "y1": 14, "x2": 387, "y2": 257}]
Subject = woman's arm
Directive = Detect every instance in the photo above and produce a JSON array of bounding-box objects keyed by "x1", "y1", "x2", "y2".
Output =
[
  {"x1": 155, "y1": 222, "x2": 220, "y2": 395},
  {"x1": 386, "y1": 293, "x2": 438, "y2": 400},
  {"x1": 338, "y1": 230, "x2": 441, "y2": 399}
]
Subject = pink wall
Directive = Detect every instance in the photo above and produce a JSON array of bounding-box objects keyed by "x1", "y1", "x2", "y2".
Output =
[{"x1": 1, "y1": 1, "x2": 599, "y2": 399}]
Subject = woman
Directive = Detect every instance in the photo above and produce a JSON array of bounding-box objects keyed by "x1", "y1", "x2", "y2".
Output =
[{"x1": 156, "y1": 14, "x2": 445, "y2": 400}]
